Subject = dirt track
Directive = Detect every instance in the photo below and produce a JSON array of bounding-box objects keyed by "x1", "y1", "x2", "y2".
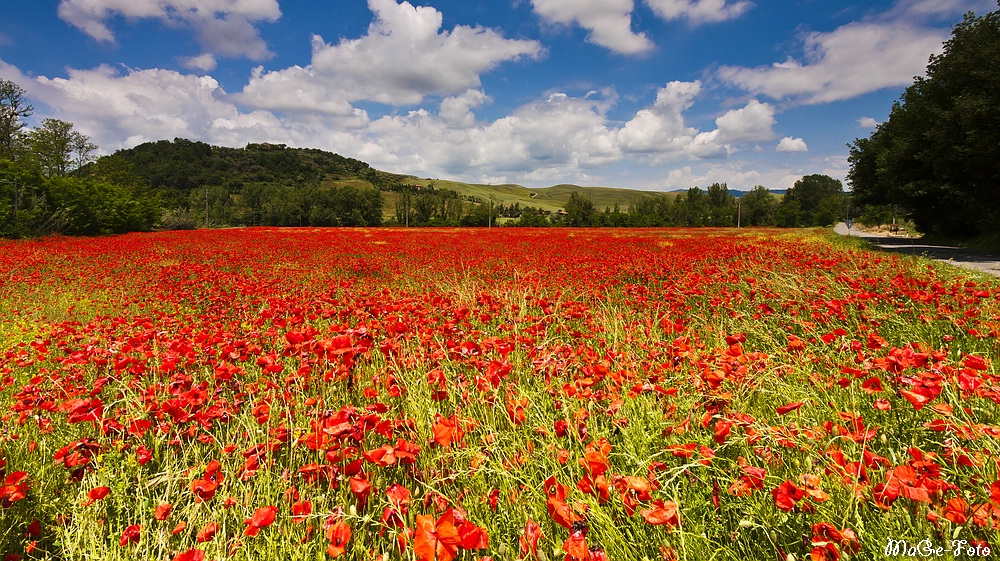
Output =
[{"x1": 834, "y1": 222, "x2": 1000, "y2": 278}]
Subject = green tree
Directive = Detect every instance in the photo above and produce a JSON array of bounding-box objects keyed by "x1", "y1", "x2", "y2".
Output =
[
  {"x1": 674, "y1": 187, "x2": 708, "y2": 226},
  {"x1": 848, "y1": 6, "x2": 1000, "y2": 237},
  {"x1": 779, "y1": 174, "x2": 844, "y2": 226},
  {"x1": 516, "y1": 206, "x2": 550, "y2": 227},
  {"x1": 706, "y1": 183, "x2": 736, "y2": 226},
  {"x1": 27, "y1": 118, "x2": 96, "y2": 177},
  {"x1": 0, "y1": 79, "x2": 32, "y2": 161},
  {"x1": 564, "y1": 191, "x2": 596, "y2": 226},
  {"x1": 739, "y1": 185, "x2": 776, "y2": 226}
]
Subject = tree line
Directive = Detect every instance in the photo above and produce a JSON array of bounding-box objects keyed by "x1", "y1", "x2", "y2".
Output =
[{"x1": 539, "y1": 175, "x2": 846, "y2": 228}]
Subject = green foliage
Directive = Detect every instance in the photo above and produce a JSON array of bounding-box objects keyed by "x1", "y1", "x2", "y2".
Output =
[
  {"x1": 515, "y1": 206, "x2": 550, "y2": 226},
  {"x1": 115, "y1": 139, "x2": 394, "y2": 208},
  {"x1": 848, "y1": 6, "x2": 1000, "y2": 238},
  {"x1": 564, "y1": 191, "x2": 596, "y2": 226},
  {"x1": 551, "y1": 184, "x2": 782, "y2": 228},
  {"x1": 26, "y1": 118, "x2": 97, "y2": 178},
  {"x1": 0, "y1": 159, "x2": 160, "y2": 237},
  {"x1": 706, "y1": 183, "x2": 737, "y2": 226},
  {"x1": 778, "y1": 174, "x2": 844, "y2": 227},
  {"x1": 739, "y1": 185, "x2": 777, "y2": 226},
  {"x1": 103, "y1": 139, "x2": 387, "y2": 229}
]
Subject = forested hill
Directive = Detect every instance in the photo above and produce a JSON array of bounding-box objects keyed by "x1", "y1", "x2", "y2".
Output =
[
  {"x1": 103, "y1": 138, "x2": 688, "y2": 228},
  {"x1": 112, "y1": 138, "x2": 406, "y2": 209}
]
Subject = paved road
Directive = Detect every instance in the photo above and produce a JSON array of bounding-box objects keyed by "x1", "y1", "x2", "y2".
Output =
[{"x1": 834, "y1": 222, "x2": 1000, "y2": 278}]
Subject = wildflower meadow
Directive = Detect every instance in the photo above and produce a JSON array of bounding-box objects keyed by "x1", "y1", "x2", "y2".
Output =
[{"x1": 1, "y1": 227, "x2": 998, "y2": 561}]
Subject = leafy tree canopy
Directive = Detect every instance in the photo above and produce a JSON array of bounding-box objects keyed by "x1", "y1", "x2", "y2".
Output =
[
  {"x1": 779, "y1": 174, "x2": 844, "y2": 227},
  {"x1": 848, "y1": 5, "x2": 1000, "y2": 238}
]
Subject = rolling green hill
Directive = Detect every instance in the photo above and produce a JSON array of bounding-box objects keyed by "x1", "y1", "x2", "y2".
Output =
[
  {"x1": 105, "y1": 139, "x2": 675, "y2": 220},
  {"x1": 397, "y1": 177, "x2": 671, "y2": 213}
]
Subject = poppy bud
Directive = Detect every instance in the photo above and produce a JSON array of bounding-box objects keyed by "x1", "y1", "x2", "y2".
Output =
[
  {"x1": 739, "y1": 519, "x2": 753, "y2": 528},
  {"x1": 349, "y1": 505, "x2": 357, "y2": 517},
  {"x1": 497, "y1": 543, "x2": 508, "y2": 557}
]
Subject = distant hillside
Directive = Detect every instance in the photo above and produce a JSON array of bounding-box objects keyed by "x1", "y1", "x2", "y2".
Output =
[
  {"x1": 106, "y1": 139, "x2": 674, "y2": 218},
  {"x1": 397, "y1": 178, "x2": 668, "y2": 213}
]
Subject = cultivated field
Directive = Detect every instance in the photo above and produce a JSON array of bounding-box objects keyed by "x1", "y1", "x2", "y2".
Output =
[{"x1": 1, "y1": 228, "x2": 998, "y2": 561}]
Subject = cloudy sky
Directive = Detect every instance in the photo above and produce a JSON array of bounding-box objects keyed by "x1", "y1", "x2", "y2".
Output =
[{"x1": 1, "y1": 0, "x2": 993, "y2": 191}]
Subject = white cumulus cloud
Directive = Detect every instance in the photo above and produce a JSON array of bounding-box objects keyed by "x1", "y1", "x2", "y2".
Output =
[
  {"x1": 240, "y1": 0, "x2": 543, "y2": 111},
  {"x1": 13, "y1": 63, "x2": 286, "y2": 151},
  {"x1": 616, "y1": 81, "x2": 701, "y2": 155},
  {"x1": 531, "y1": 0, "x2": 653, "y2": 54},
  {"x1": 776, "y1": 136, "x2": 808, "y2": 152},
  {"x1": 717, "y1": 21, "x2": 947, "y2": 104},
  {"x1": 715, "y1": 99, "x2": 775, "y2": 143},
  {"x1": 644, "y1": 0, "x2": 753, "y2": 24},
  {"x1": 857, "y1": 116, "x2": 879, "y2": 128},
  {"x1": 57, "y1": 0, "x2": 280, "y2": 61}
]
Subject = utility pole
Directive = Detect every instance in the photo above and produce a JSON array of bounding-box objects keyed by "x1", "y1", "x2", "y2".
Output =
[
  {"x1": 737, "y1": 197, "x2": 741, "y2": 228},
  {"x1": 488, "y1": 197, "x2": 493, "y2": 229},
  {"x1": 205, "y1": 188, "x2": 209, "y2": 229}
]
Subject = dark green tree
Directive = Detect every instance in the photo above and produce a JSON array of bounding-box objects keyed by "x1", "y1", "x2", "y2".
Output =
[
  {"x1": 515, "y1": 206, "x2": 550, "y2": 227},
  {"x1": 779, "y1": 174, "x2": 844, "y2": 226},
  {"x1": 564, "y1": 191, "x2": 596, "y2": 226},
  {"x1": 739, "y1": 186, "x2": 777, "y2": 226},
  {"x1": 706, "y1": 183, "x2": 736, "y2": 226},
  {"x1": 674, "y1": 187, "x2": 708, "y2": 226},
  {"x1": 847, "y1": 6, "x2": 1000, "y2": 237}
]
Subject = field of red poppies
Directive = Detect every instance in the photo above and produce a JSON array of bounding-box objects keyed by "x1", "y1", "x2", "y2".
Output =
[{"x1": 1, "y1": 227, "x2": 998, "y2": 561}]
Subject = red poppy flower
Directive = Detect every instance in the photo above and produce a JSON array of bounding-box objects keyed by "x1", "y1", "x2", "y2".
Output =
[
  {"x1": 563, "y1": 525, "x2": 589, "y2": 561},
  {"x1": 119, "y1": 524, "x2": 140, "y2": 546},
  {"x1": 196, "y1": 521, "x2": 219, "y2": 542},
  {"x1": 545, "y1": 477, "x2": 581, "y2": 529},
  {"x1": 154, "y1": 503, "x2": 172, "y2": 520},
  {"x1": 776, "y1": 402, "x2": 805, "y2": 415},
  {"x1": 291, "y1": 499, "x2": 312, "y2": 524},
  {"x1": 944, "y1": 497, "x2": 968, "y2": 524},
  {"x1": 519, "y1": 520, "x2": 543, "y2": 559},
  {"x1": 172, "y1": 549, "x2": 205, "y2": 561},
  {"x1": 772, "y1": 480, "x2": 806, "y2": 512},
  {"x1": 640, "y1": 499, "x2": 680, "y2": 528},
  {"x1": 413, "y1": 512, "x2": 461, "y2": 561},
  {"x1": 244, "y1": 505, "x2": 278, "y2": 537},
  {"x1": 325, "y1": 521, "x2": 352, "y2": 557},
  {"x1": 82, "y1": 486, "x2": 110, "y2": 506}
]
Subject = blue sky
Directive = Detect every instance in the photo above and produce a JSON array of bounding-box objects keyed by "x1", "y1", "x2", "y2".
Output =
[{"x1": 1, "y1": 0, "x2": 994, "y2": 191}]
